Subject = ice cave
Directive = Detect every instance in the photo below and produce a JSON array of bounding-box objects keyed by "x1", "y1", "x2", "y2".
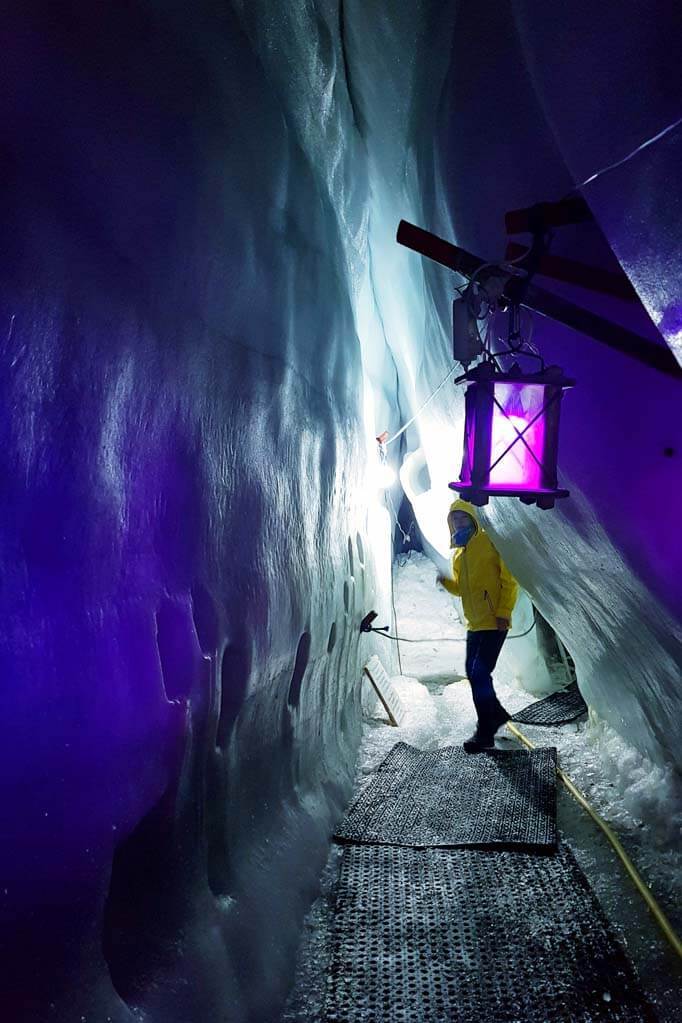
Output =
[{"x1": 1, "y1": 2, "x2": 681, "y2": 1021}]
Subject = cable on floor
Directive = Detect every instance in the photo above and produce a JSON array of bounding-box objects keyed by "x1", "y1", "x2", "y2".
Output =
[{"x1": 506, "y1": 721, "x2": 682, "y2": 962}]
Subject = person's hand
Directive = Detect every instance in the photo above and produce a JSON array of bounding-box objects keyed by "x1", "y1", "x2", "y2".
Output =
[{"x1": 496, "y1": 617, "x2": 510, "y2": 631}]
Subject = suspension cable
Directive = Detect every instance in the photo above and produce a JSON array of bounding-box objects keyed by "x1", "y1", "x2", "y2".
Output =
[{"x1": 382, "y1": 366, "x2": 457, "y2": 447}]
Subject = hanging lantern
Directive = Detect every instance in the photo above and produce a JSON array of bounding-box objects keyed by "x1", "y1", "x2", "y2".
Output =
[{"x1": 450, "y1": 361, "x2": 574, "y2": 509}]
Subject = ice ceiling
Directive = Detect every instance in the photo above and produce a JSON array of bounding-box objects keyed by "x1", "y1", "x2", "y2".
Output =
[{"x1": 1, "y1": 1, "x2": 680, "y2": 1021}]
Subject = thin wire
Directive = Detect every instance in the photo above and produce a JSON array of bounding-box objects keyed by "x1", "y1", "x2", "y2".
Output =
[
  {"x1": 521, "y1": 306, "x2": 536, "y2": 353},
  {"x1": 383, "y1": 240, "x2": 536, "y2": 448},
  {"x1": 386, "y1": 487, "x2": 410, "y2": 545},
  {"x1": 467, "y1": 243, "x2": 530, "y2": 294},
  {"x1": 397, "y1": 528, "x2": 416, "y2": 568},
  {"x1": 388, "y1": 563, "x2": 403, "y2": 674},
  {"x1": 470, "y1": 243, "x2": 535, "y2": 362},
  {"x1": 374, "y1": 630, "x2": 464, "y2": 643},
  {"x1": 381, "y1": 488, "x2": 405, "y2": 674},
  {"x1": 383, "y1": 366, "x2": 457, "y2": 447},
  {"x1": 372, "y1": 610, "x2": 537, "y2": 644},
  {"x1": 569, "y1": 114, "x2": 682, "y2": 194}
]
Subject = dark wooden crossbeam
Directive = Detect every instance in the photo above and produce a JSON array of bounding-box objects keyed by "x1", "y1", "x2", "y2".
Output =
[
  {"x1": 396, "y1": 220, "x2": 682, "y2": 379},
  {"x1": 505, "y1": 242, "x2": 638, "y2": 302},
  {"x1": 396, "y1": 220, "x2": 484, "y2": 277},
  {"x1": 522, "y1": 284, "x2": 681, "y2": 378},
  {"x1": 505, "y1": 197, "x2": 592, "y2": 233}
]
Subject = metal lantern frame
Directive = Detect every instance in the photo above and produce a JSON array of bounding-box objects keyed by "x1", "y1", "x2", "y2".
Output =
[
  {"x1": 450, "y1": 360, "x2": 574, "y2": 509},
  {"x1": 397, "y1": 204, "x2": 682, "y2": 513}
]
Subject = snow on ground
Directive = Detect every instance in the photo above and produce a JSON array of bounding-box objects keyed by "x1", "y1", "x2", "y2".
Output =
[
  {"x1": 373, "y1": 554, "x2": 681, "y2": 915},
  {"x1": 281, "y1": 553, "x2": 682, "y2": 1023}
]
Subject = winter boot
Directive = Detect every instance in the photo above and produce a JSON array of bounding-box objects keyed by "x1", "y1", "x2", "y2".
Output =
[
  {"x1": 463, "y1": 724, "x2": 495, "y2": 753},
  {"x1": 463, "y1": 705, "x2": 510, "y2": 753},
  {"x1": 490, "y1": 704, "x2": 511, "y2": 734}
]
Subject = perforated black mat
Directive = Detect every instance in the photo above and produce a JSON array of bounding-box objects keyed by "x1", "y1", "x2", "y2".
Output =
[
  {"x1": 512, "y1": 682, "x2": 587, "y2": 726},
  {"x1": 323, "y1": 844, "x2": 655, "y2": 1023},
  {"x1": 334, "y1": 742, "x2": 557, "y2": 851}
]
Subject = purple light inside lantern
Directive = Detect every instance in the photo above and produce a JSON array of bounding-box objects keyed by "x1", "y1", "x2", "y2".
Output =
[{"x1": 489, "y1": 382, "x2": 546, "y2": 489}]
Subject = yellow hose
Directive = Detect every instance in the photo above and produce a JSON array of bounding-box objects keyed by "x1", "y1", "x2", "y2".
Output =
[{"x1": 505, "y1": 721, "x2": 682, "y2": 961}]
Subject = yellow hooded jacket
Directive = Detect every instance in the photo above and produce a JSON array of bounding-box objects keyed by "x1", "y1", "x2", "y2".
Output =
[{"x1": 442, "y1": 499, "x2": 518, "y2": 631}]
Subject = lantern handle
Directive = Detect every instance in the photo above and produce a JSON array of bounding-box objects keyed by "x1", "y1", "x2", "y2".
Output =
[
  {"x1": 483, "y1": 300, "x2": 546, "y2": 372},
  {"x1": 489, "y1": 341, "x2": 545, "y2": 372}
]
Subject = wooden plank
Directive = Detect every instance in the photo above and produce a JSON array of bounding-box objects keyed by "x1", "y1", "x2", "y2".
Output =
[
  {"x1": 397, "y1": 218, "x2": 682, "y2": 378},
  {"x1": 505, "y1": 241, "x2": 638, "y2": 302},
  {"x1": 396, "y1": 220, "x2": 484, "y2": 277},
  {"x1": 522, "y1": 283, "x2": 682, "y2": 378},
  {"x1": 504, "y1": 196, "x2": 593, "y2": 233},
  {"x1": 363, "y1": 655, "x2": 405, "y2": 727}
]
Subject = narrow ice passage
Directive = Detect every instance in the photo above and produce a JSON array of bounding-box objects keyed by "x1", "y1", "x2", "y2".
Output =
[
  {"x1": 2, "y1": 2, "x2": 682, "y2": 1020},
  {"x1": 281, "y1": 556, "x2": 681, "y2": 1022}
]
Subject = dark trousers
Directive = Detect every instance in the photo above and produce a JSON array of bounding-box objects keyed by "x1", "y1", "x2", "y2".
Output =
[{"x1": 465, "y1": 630, "x2": 508, "y2": 730}]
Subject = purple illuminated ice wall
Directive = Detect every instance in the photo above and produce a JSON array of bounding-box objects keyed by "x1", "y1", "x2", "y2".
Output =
[
  {"x1": 1, "y1": 1, "x2": 681, "y2": 1021},
  {"x1": 0, "y1": 4, "x2": 380, "y2": 1020}
]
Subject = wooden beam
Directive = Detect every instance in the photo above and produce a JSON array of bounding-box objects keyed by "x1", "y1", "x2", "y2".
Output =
[
  {"x1": 505, "y1": 241, "x2": 638, "y2": 302},
  {"x1": 396, "y1": 219, "x2": 682, "y2": 378},
  {"x1": 505, "y1": 197, "x2": 593, "y2": 234},
  {"x1": 396, "y1": 220, "x2": 484, "y2": 277},
  {"x1": 522, "y1": 284, "x2": 682, "y2": 378}
]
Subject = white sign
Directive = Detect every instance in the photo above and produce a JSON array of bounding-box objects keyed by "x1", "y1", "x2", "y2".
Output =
[{"x1": 363, "y1": 655, "x2": 406, "y2": 727}]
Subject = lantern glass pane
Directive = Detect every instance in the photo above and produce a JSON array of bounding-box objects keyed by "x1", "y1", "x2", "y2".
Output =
[
  {"x1": 462, "y1": 405, "x2": 475, "y2": 485},
  {"x1": 490, "y1": 382, "x2": 546, "y2": 489}
]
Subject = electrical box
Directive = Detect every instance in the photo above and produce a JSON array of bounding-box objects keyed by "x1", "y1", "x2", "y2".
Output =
[{"x1": 452, "y1": 295, "x2": 483, "y2": 367}]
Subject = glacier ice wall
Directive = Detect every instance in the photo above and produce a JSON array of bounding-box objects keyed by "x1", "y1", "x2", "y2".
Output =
[
  {"x1": 0, "y1": 2, "x2": 417, "y2": 1019},
  {"x1": 1, "y1": 1, "x2": 680, "y2": 1020}
]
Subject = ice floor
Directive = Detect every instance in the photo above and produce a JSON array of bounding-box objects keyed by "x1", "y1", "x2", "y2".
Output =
[{"x1": 280, "y1": 553, "x2": 682, "y2": 1023}]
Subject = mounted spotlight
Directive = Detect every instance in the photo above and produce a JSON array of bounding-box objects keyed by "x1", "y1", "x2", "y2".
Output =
[{"x1": 450, "y1": 359, "x2": 574, "y2": 509}]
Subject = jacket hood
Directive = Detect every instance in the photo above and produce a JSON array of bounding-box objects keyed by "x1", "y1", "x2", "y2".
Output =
[{"x1": 448, "y1": 498, "x2": 480, "y2": 534}]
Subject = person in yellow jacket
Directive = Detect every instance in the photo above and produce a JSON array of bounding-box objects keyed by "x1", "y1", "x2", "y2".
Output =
[{"x1": 439, "y1": 499, "x2": 519, "y2": 752}]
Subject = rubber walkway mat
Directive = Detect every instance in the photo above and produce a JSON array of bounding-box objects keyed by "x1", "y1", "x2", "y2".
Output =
[
  {"x1": 512, "y1": 682, "x2": 587, "y2": 726},
  {"x1": 323, "y1": 844, "x2": 656, "y2": 1023},
  {"x1": 334, "y1": 742, "x2": 557, "y2": 851}
]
